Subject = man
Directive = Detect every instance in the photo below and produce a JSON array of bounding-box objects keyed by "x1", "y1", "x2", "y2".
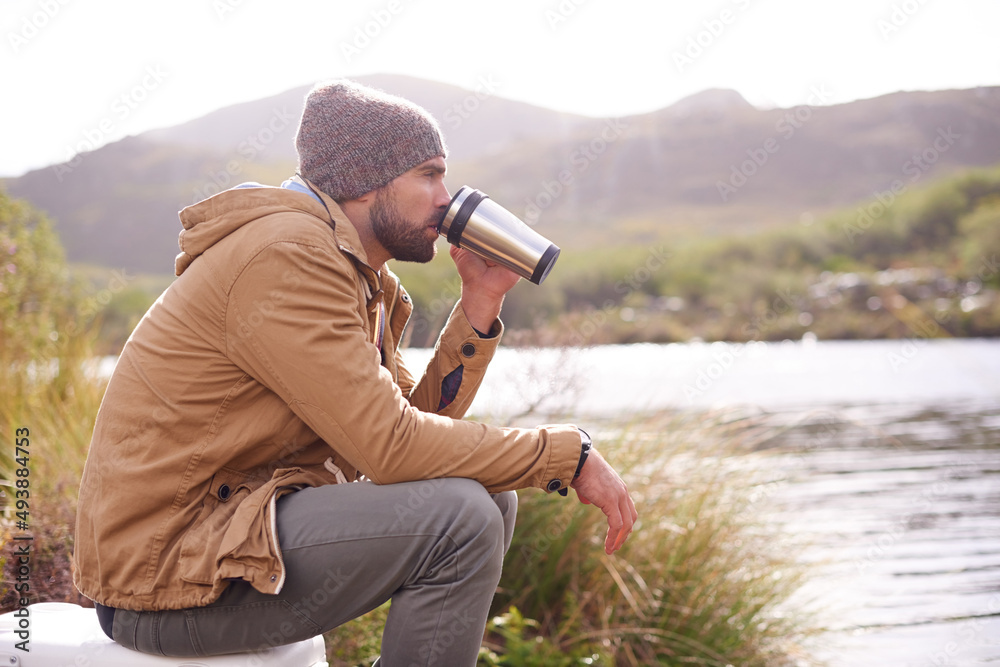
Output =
[{"x1": 73, "y1": 80, "x2": 637, "y2": 665}]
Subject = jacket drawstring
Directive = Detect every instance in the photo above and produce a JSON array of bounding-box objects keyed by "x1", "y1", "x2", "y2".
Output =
[{"x1": 324, "y1": 457, "x2": 349, "y2": 484}]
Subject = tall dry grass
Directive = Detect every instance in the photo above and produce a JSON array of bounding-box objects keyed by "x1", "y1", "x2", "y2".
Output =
[{"x1": 482, "y1": 411, "x2": 822, "y2": 666}]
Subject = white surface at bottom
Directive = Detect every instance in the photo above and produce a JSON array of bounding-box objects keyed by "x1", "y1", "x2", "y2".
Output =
[{"x1": 0, "y1": 602, "x2": 329, "y2": 667}]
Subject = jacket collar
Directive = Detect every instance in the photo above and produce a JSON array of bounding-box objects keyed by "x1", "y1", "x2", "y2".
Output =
[{"x1": 174, "y1": 178, "x2": 376, "y2": 278}]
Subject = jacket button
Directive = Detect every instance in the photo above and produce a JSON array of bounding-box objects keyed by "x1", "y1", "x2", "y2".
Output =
[
  {"x1": 218, "y1": 484, "x2": 231, "y2": 501},
  {"x1": 401, "y1": 292, "x2": 410, "y2": 303},
  {"x1": 461, "y1": 343, "x2": 476, "y2": 358},
  {"x1": 546, "y1": 479, "x2": 562, "y2": 493}
]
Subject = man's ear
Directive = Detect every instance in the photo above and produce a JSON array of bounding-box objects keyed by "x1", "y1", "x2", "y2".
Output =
[
  {"x1": 338, "y1": 189, "x2": 377, "y2": 231},
  {"x1": 337, "y1": 190, "x2": 375, "y2": 222},
  {"x1": 351, "y1": 189, "x2": 378, "y2": 205}
]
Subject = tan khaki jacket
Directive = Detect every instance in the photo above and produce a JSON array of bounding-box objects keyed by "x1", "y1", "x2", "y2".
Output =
[{"x1": 73, "y1": 182, "x2": 581, "y2": 611}]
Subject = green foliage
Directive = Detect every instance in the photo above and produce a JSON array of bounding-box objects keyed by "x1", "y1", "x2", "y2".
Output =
[
  {"x1": 958, "y1": 196, "x2": 1000, "y2": 288},
  {"x1": 521, "y1": 164, "x2": 1000, "y2": 343},
  {"x1": 0, "y1": 194, "x2": 81, "y2": 395},
  {"x1": 479, "y1": 606, "x2": 604, "y2": 666},
  {"x1": 323, "y1": 602, "x2": 388, "y2": 667}
]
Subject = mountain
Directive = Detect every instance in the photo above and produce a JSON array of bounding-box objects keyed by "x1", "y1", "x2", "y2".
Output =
[{"x1": 4, "y1": 76, "x2": 1000, "y2": 274}]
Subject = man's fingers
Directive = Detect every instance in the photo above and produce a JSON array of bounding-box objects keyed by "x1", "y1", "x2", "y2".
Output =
[
  {"x1": 614, "y1": 510, "x2": 633, "y2": 551},
  {"x1": 605, "y1": 525, "x2": 618, "y2": 554},
  {"x1": 604, "y1": 507, "x2": 626, "y2": 554},
  {"x1": 623, "y1": 491, "x2": 638, "y2": 525},
  {"x1": 606, "y1": 491, "x2": 637, "y2": 554}
]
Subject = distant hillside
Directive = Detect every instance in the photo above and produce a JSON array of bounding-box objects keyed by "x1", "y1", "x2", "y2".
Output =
[
  {"x1": 464, "y1": 87, "x2": 1000, "y2": 230},
  {"x1": 4, "y1": 76, "x2": 1000, "y2": 274}
]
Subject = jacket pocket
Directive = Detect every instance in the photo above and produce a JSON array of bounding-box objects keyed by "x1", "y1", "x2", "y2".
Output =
[{"x1": 178, "y1": 467, "x2": 262, "y2": 585}]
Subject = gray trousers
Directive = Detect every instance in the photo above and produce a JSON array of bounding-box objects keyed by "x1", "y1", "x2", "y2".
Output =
[{"x1": 110, "y1": 478, "x2": 517, "y2": 666}]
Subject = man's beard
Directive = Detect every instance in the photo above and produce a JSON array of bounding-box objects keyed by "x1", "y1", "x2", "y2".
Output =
[{"x1": 370, "y1": 186, "x2": 441, "y2": 263}]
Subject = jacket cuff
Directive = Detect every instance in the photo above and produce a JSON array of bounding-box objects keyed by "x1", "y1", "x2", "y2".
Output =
[
  {"x1": 436, "y1": 299, "x2": 503, "y2": 371},
  {"x1": 539, "y1": 424, "x2": 586, "y2": 494}
]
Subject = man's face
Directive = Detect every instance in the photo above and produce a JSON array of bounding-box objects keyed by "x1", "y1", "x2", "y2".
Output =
[{"x1": 370, "y1": 157, "x2": 450, "y2": 264}]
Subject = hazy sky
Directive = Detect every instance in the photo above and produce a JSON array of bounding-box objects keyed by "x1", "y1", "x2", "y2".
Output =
[{"x1": 2, "y1": 0, "x2": 998, "y2": 177}]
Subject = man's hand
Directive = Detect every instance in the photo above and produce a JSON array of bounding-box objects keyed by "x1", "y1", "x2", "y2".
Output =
[
  {"x1": 450, "y1": 245, "x2": 521, "y2": 333},
  {"x1": 571, "y1": 448, "x2": 638, "y2": 555}
]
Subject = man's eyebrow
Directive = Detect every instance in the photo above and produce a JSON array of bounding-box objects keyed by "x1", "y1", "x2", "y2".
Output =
[{"x1": 423, "y1": 163, "x2": 446, "y2": 175}]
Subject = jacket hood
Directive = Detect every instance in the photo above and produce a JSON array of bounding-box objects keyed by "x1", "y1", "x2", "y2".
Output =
[{"x1": 174, "y1": 181, "x2": 367, "y2": 276}]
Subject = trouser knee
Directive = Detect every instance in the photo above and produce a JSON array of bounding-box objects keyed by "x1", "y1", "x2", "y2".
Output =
[
  {"x1": 492, "y1": 490, "x2": 518, "y2": 554},
  {"x1": 434, "y1": 479, "x2": 506, "y2": 568}
]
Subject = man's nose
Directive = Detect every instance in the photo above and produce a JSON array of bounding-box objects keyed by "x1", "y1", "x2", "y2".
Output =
[{"x1": 434, "y1": 182, "x2": 452, "y2": 210}]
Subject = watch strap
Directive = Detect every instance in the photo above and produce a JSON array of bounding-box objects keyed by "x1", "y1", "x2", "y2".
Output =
[
  {"x1": 574, "y1": 428, "x2": 592, "y2": 478},
  {"x1": 558, "y1": 428, "x2": 592, "y2": 496}
]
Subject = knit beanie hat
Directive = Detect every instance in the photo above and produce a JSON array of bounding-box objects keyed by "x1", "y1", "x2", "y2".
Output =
[{"x1": 295, "y1": 80, "x2": 448, "y2": 201}]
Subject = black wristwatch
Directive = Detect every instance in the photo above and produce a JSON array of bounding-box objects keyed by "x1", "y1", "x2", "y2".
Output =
[
  {"x1": 574, "y1": 428, "x2": 592, "y2": 478},
  {"x1": 558, "y1": 429, "x2": 592, "y2": 496}
]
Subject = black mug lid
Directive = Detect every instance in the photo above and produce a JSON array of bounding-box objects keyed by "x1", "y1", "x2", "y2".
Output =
[{"x1": 442, "y1": 186, "x2": 489, "y2": 246}]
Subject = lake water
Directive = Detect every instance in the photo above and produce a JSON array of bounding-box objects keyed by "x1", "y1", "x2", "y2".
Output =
[{"x1": 404, "y1": 338, "x2": 1000, "y2": 666}]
